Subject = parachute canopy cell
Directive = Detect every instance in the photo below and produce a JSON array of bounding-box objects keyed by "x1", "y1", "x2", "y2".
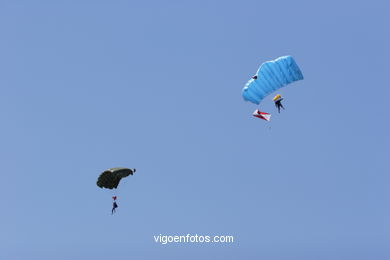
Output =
[
  {"x1": 242, "y1": 56, "x2": 304, "y2": 105},
  {"x1": 96, "y1": 168, "x2": 135, "y2": 189}
]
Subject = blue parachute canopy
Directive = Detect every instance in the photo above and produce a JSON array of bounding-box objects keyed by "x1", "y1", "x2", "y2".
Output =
[{"x1": 242, "y1": 56, "x2": 304, "y2": 105}]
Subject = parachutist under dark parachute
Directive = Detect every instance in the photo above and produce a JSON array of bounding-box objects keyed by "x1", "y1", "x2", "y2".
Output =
[{"x1": 97, "y1": 167, "x2": 136, "y2": 215}]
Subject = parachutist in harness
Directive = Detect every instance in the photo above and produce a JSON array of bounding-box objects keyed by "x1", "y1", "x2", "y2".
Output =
[
  {"x1": 242, "y1": 56, "x2": 303, "y2": 120},
  {"x1": 275, "y1": 98, "x2": 284, "y2": 113},
  {"x1": 112, "y1": 200, "x2": 118, "y2": 214},
  {"x1": 96, "y1": 168, "x2": 137, "y2": 215},
  {"x1": 273, "y1": 94, "x2": 285, "y2": 113}
]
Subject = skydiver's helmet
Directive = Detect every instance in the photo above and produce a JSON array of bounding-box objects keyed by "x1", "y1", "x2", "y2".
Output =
[
  {"x1": 252, "y1": 75, "x2": 258, "y2": 80},
  {"x1": 112, "y1": 196, "x2": 117, "y2": 201}
]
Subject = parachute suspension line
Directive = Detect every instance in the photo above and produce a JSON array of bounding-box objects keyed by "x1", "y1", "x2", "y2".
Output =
[{"x1": 112, "y1": 187, "x2": 120, "y2": 200}]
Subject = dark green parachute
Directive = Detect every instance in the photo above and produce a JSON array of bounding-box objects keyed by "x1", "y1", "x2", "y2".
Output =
[{"x1": 96, "y1": 168, "x2": 136, "y2": 189}]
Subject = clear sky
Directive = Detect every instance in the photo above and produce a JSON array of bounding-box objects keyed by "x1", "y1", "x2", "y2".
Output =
[{"x1": 0, "y1": 1, "x2": 388, "y2": 259}]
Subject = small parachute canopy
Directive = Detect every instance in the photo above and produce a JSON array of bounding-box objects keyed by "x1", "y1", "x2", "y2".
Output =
[
  {"x1": 242, "y1": 56, "x2": 303, "y2": 105},
  {"x1": 96, "y1": 168, "x2": 136, "y2": 189}
]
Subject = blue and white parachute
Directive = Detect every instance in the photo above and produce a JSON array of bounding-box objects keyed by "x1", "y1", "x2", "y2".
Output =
[{"x1": 242, "y1": 56, "x2": 304, "y2": 105}]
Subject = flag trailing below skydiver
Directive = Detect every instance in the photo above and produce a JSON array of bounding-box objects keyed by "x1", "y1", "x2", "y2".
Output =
[
  {"x1": 242, "y1": 55, "x2": 304, "y2": 120},
  {"x1": 253, "y1": 110, "x2": 271, "y2": 121}
]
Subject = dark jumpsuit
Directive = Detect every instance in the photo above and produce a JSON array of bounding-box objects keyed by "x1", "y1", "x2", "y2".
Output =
[
  {"x1": 275, "y1": 98, "x2": 284, "y2": 113},
  {"x1": 112, "y1": 201, "x2": 118, "y2": 214}
]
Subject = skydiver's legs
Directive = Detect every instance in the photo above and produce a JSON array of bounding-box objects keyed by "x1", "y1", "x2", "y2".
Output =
[
  {"x1": 276, "y1": 103, "x2": 281, "y2": 113},
  {"x1": 112, "y1": 202, "x2": 118, "y2": 214},
  {"x1": 275, "y1": 101, "x2": 284, "y2": 113}
]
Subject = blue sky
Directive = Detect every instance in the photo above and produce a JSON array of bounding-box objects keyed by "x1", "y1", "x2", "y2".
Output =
[{"x1": 0, "y1": 1, "x2": 388, "y2": 259}]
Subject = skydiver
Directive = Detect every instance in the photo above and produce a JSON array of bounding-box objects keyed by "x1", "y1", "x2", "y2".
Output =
[
  {"x1": 274, "y1": 97, "x2": 285, "y2": 113},
  {"x1": 112, "y1": 200, "x2": 118, "y2": 215}
]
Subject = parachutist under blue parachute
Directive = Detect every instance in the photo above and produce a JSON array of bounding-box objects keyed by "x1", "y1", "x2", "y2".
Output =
[{"x1": 242, "y1": 56, "x2": 304, "y2": 120}]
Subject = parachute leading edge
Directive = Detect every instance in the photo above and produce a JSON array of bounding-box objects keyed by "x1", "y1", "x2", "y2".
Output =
[{"x1": 242, "y1": 56, "x2": 303, "y2": 105}]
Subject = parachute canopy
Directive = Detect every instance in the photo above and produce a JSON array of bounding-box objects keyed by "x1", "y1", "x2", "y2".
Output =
[
  {"x1": 96, "y1": 168, "x2": 136, "y2": 189},
  {"x1": 242, "y1": 56, "x2": 303, "y2": 105}
]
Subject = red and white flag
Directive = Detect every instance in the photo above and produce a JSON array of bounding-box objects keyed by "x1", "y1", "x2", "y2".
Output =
[{"x1": 253, "y1": 109, "x2": 271, "y2": 121}]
